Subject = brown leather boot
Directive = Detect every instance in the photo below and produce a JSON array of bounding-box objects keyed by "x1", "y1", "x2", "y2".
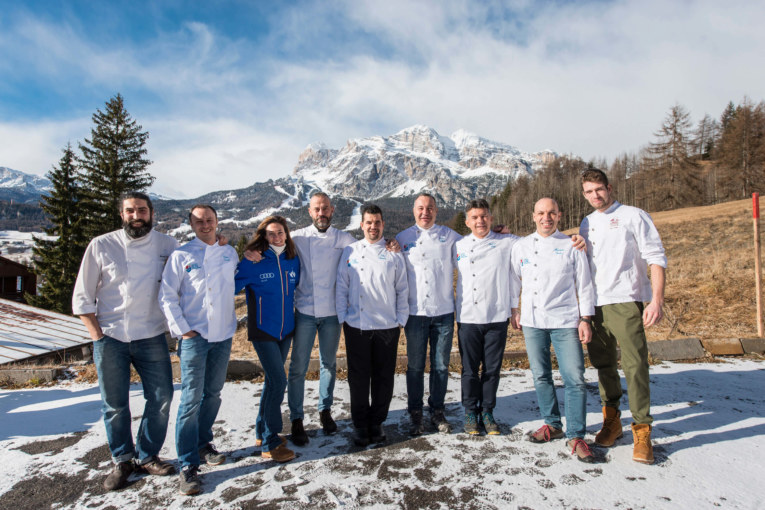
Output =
[
  {"x1": 594, "y1": 406, "x2": 624, "y2": 447},
  {"x1": 631, "y1": 423, "x2": 654, "y2": 464}
]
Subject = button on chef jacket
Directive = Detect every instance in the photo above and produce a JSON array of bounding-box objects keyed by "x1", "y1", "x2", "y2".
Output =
[
  {"x1": 396, "y1": 223, "x2": 462, "y2": 317},
  {"x1": 511, "y1": 230, "x2": 595, "y2": 329},
  {"x1": 158, "y1": 238, "x2": 239, "y2": 342},
  {"x1": 455, "y1": 231, "x2": 520, "y2": 324},
  {"x1": 579, "y1": 201, "x2": 667, "y2": 306},
  {"x1": 72, "y1": 229, "x2": 179, "y2": 342},
  {"x1": 335, "y1": 238, "x2": 409, "y2": 330},
  {"x1": 292, "y1": 225, "x2": 355, "y2": 318}
]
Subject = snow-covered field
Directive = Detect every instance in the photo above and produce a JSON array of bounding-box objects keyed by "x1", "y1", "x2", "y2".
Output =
[
  {"x1": 0, "y1": 230, "x2": 55, "y2": 265},
  {"x1": 1, "y1": 359, "x2": 763, "y2": 509}
]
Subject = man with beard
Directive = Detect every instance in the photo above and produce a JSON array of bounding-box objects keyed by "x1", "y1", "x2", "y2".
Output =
[
  {"x1": 73, "y1": 191, "x2": 179, "y2": 490},
  {"x1": 285, "y1": 192, "x2": 355, "y2": 445}
]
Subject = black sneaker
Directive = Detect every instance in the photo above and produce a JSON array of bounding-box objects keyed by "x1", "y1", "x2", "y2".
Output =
[
  {"x1": 409, "y1": 409, "x2": 424, "y2": 436},
  {"x1": 352, "y1": 427, "x2": 370, "y2": 447},
  {"x1": 320, "y1": 410, "x2": 338, "y2": 434},
  {"x1": 482, "y1": 411, "x2": 501, "y2": 435},
  {"x1": 369, "y1": 424, "x2": 386, "y2": 443},
  {"x1": 291, "y1": 419, "x2": 309, "y2": 446},
  {"x1": 464, "y1": 412, "x2": 480, "y2": 435},
  {"x1": 199, "y1": 443, "x2": 225, "y2": 466},
  {"x1": 431, "y1": 409, "x2": 452, "y2": 434},
  {"x1": 179, "y1": 465, "x2": 201, "y2": 495},
  {"x1": 103, "y1": 461, "x2": 134, "y2": 491}
]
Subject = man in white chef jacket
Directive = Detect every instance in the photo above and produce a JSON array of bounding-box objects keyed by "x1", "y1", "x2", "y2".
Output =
[
  {"x1": 336, "y1": 204, "x2": 409, "y2": 447},
  {"x1": 159, "y1": 204, "x2": 238, "y2": 495},
  {"x1": 510, "y1": 197, "x2": 596, "y2": 463},
  {"x1": 286, "y1": 192, "x2": 355, "y2": 445},
  {"x1": 454, "y1": 199, "x2": 520, "y2": 436},
  {"x1": 396, "y1": 193, "x2": 462, "y2": 435},
  {"x1": 73, "y1": 191, "x2": 178, "y2": 491},
  {"x1": 579, "y1": 168, "x2": 667, "y2": 465}
]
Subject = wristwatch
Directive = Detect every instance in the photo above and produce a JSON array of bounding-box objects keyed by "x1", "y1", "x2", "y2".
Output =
[{"x1": 580, "y1": 317, "x2": 593, "y2": 325}]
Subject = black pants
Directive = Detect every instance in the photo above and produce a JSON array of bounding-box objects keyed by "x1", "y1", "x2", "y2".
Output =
[
  {"x1": 457, "y1": 321, "x2": 508, "y2": 413},
  {"x1": 343, "y1": 324, "x2": 400, "y2": 429}
]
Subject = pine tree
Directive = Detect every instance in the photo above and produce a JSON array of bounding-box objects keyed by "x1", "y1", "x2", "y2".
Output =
[
  {"x1": 27, "y1": 144, "x2": 89, "y2": 313},
  {"x1": 79, "y1": 94, "x2": 154, "y2": 238},
  {"x1": 235, "y1": 234, "x2": 248, "y2": 259}
]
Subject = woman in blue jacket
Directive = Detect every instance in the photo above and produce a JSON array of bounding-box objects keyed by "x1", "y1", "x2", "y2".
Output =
[{"x1": 235, "y1": 215, "x2": 300, "y2": 463}]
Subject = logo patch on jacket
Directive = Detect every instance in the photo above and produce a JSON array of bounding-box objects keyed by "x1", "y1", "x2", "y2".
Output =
[
  {"x1": 553, "y1": 248, "x2": 564, "y2": 255},
  {"x1": 185, "y1": 263, "x2": 201, "y2": 272},
  {"x1": 609, "y1": 218, "x2": 620, "y2": 229}
]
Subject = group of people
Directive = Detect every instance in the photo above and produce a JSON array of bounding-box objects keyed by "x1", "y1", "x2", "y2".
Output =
[{"x1": 72, "y1": 168, "x2": 666, "y2": 495}]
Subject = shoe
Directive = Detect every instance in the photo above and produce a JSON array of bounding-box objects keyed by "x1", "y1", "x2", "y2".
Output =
[
  {"x1": 567, "y1": 438, "x2": 595, "y2": 463},
  {"x1": 198, "y1": 444, "x2": 225, "y2": 466},
  {"x1": 137, "y1": 456, "x2": 175, "y2": 476},
  {"x1": 178, "y1": 465, "x2": 201, "y2": 495},
  {"x1": 464, "y1": 412, "x2": 480, "y2": 435},
  {"x1": 594, "y1": 407, "x2": 624, "y2": 447},
  {"x1": 409, "y1": 409, "x2": 424, "y2": 436},
  {"x1": 482, "y1": 411, "x2": 501, "y2": 435},
  {"x1": 255, "y1": 435, "x2": 286, "y2": 448},
  {"x1": 632, "y1": 423, "x2": 655, "y2": 464},
  {"x1": 431, "y1": 409, "x2": 452, "y2": 434},
  {"x1": 291, "y1": 419, "x2": 309, "y2": 446},
  {"x1": 261, "y1": 444, "x2": 296, "y2": 463},
  {"x1": 369, "y1": 424, "x2": 386, "y2": 443},
  {"x1": 528, "y1": 424, "x2": 565, "y2": 443},
  {"x1": 320, "y1": 410, "x2": 338, "y2": 434},
  {"x1": 103, "y1": 461, "x2": 134, "y2": 491},
  {"x1": 352, "y1": 427, "x2": 370, "y2": 447}
]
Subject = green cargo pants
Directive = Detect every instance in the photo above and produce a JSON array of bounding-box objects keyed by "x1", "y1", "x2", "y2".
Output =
[{"x1": 587, "y1": 301, "x2": 653, "y2": 425}]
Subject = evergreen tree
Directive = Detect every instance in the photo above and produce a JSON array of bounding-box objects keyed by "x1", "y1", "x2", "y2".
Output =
[
  {"x1": 27, "y1": 144, "x2": 89, "y2": 313},
  {"x1": 235, "y1": 234, "x2": 248, "y2": 259},
  {"x1": 79, "y1": 94, "x2": 154, "y2": 238}
]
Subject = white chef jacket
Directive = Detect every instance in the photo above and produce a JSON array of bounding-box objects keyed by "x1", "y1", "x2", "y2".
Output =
[
  {"x1": 335, "y1": 238, "x2": 409, "y2": 330},
  {"x1": 579, "y1": 201, "x2": 667, "y2": 306},
  {"x1": 292, "y1": 225, "x2": 355, "y2": 317},
  {"x1": 455, "y1": 231, "x2": 520, "y2": 324},
  {"x1": 72, "y1": 229, "x2": 179, "y2": 342},
  {"x1": 396, "y1": 224, "x2": 462, "y2": 317},
  {"x1": 511, "y1": 231, "x2": 595, "y2": 328},
  {"x1": 158, "y1": 238, "x2": 238, "y2": 342}
]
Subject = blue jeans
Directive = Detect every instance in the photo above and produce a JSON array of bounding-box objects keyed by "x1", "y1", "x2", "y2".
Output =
[
  {"x1": 404, "y1": 313, "x2": 454, "y2": 412},
  {"x1": 251, "y1": 338, "x2": 292, "y2": 452},
  {"x1": 523, "y1": 326, "x2": 587, "y2": 439},
  {"x1": 176, "y1": 336, "x2": 232, "y2": 468},
  {"x1": 288, "y1": 311, "x2": 341, "y2": 420},
  {"x1": 93, "y1": 334, "x2": 174, "y2": 464}
]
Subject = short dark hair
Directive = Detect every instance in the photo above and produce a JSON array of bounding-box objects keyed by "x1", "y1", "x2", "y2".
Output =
[
  {"x1": 189, "y1": 204, "x2": 217, "y2": 223},
  {"x1": 465, "y1": 198, "x2": 490, "y2": 213},
  {"x1": 120, "y1": 191, "x2": 153, "y2": 213},
  {"x1": 415, "y1": 192, "x2": 437, "y2": 205},
  {"x1": 581, "y1": 168, "x2": 609, "y2": 187},
  {"x1": 361, "y1": 204, "x2": 384, "y2": 221}
]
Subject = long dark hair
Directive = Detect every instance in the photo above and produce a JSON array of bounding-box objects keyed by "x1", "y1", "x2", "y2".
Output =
[{"x1": 245, "y1": 215, "x2": 297, "y2": 259}]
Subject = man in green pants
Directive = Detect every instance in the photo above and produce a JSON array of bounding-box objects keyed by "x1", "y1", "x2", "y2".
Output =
[{"x1": 579, "y1": 169, "x2": 667, "y2": 464}]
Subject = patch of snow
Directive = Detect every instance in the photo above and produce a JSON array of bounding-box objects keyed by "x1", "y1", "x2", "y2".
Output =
[{"x1": 344, "y1": 200, "x2": 362, "y2": 231}]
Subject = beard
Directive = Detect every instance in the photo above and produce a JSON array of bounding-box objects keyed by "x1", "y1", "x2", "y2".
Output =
[
  {"x1": 313, "y1": 215, "x2": 332, "y2": 232},
  {"x1": 123, "y1": 218, "x2": 153, "y2": 239}
]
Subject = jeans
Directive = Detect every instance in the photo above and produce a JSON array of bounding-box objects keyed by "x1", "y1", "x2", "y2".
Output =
[
  {"x1": 92, "y1": 334, "x2": 174, "y2": 464},
  {"x1": 457, "y1": 321, "x2": 507, "y2": 413},
  {"x1": 288, "y1": 311, "x2": 342, "y2": 420},
  {"x1": 404, "y1": 313, "x2": 454, "y2": 413},
  {"x1": 176, "y1": 336, "x2": 232, "y2": 468},
  {"x1": 251, "y1": 338, "x2": 292, "y2": 452},
  {"x1": 523, "y1": 326, "x2": 587, "y2": 439},
  {"x1": 343, "y1": 324, "x2": 400, "y2": 429},
  {"x1": 589, "y1": 302, "x2": 653, "y2": 425}
]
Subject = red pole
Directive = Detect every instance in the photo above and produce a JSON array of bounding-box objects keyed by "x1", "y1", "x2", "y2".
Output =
[{"x1": 754, "y1": 193, "x2": 763, "y2": 337}]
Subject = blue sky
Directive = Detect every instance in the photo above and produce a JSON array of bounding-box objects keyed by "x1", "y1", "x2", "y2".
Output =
[{"x1": 1, "y1": 0, "x2": 764, "y2": 198}]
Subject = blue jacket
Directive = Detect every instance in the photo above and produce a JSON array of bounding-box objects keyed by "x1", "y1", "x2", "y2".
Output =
[{"x1": 235, "y1": 249, "x2": 300, "y2": 341}]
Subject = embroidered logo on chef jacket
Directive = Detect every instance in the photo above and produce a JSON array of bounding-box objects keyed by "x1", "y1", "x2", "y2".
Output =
[
  {"x1": 185, "y1": 263, "x2": 201, "y2": 272},
  {"x1": 609, "y1": 218, "x2": 620, "y2": 229},
  {"x1": 520, "y1": 258, "x2": 530, "y2": 266},
  {"x1": 439, "y1": 235, "x2": 447, "y2": 243},
  {"x1": 488, "y1": 242, "x2": 497, "y2": 249},
  {"x1": 223, "y1": 255, "x2": 231, "y2": 261},
  {"x1": 457, "y1": 253, "x2": 467, "y2": 261},
  {"x1": 378, "y1": 251, "x2": 388, "y2": 260},
  {"x1": 403, "y1": 243, "x2": 414, "y2": 252},
  {"x1": 553, "y1": 248, "x2": 564, "y2": 256},
  {"x1": 347, "y1": 258, "x2": 359, "y2": 267}
]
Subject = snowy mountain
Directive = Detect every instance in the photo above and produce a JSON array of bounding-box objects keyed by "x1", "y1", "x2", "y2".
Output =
[{"x1": 0, "y1": 167, "x2": 53, "y2": 203}]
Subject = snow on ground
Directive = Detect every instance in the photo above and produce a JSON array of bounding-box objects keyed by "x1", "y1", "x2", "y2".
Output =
[
  {"x1": 0, "y1": 230, "x2": 56, "y2": 265},
  {"x1": 344, "y1": 200, "x2": 362, "y2": 232},
  {"x1": 1, "y1": 359, "x2": 764, "y2": 509}
]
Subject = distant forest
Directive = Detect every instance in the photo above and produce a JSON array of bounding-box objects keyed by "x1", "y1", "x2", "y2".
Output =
[{"x1": 477, "y1": 98, "x2": 765, "y2": 236}]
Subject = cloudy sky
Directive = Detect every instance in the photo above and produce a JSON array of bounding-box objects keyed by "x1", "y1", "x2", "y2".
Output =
[{"x1": 1, "y1": 0, "x2": 763, "y2": 198}]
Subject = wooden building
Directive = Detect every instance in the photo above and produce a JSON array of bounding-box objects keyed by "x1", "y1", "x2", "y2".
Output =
[{"x1": 0, "y1": 256, "x2": 36, "y2": 302}]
